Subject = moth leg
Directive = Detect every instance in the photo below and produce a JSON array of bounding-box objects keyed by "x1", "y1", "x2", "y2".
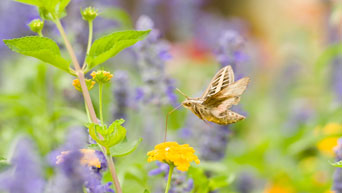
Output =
[{"x1": 202, "y1": 120, "x2": 214, "y2": 130}]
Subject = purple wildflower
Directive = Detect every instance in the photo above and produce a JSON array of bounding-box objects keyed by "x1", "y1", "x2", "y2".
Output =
[
  {"x1": 46, "y1": 128, "x2": 114, "y2": 193},
  {"x1": 0, "y1": 138, "x2": 45, "y2": 193},
  {"x1": 215, "y1": 30, "x2": 246, "y2": 71},
  {"x1": 134, "y1": 15, "x2": 178, "y2": 107},
  {"x1": 149, "y1": 162, "x2": 193, "y2": 193},
  {"x1": 149, "y1": 161, "x2": 169, "y2": 176},
  {"x1": 235, "y1": 172, "x2": 256, "y2": 193}
]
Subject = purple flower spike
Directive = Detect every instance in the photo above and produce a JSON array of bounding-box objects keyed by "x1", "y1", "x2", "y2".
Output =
[
  {"x1": 0, "y1": 138, "x2": 45, "y2": 193},
  {"x1": 134, "y1": 15, "x2": 178, "y2": 107}
]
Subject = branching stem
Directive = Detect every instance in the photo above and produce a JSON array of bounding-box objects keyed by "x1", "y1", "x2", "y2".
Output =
[{"x1": 54, "y1": 18, "x2": 122, "y2": 193}]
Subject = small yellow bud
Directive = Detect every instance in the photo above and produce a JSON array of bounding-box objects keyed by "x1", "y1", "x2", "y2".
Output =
[
  {"x1": 81, "y1": 7, "x2": 98, "y2": 21},
  {"x1": 28, "y1": 19, "x2": 44, "y2": 35},
  {"x1": 72, "y1": 79, "x2": 96, "y2": 92},
  {"x1": 90, "y1": 70, "x2": 113, "y2": 84}
]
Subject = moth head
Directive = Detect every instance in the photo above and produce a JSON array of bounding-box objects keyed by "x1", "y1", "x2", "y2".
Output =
[{"x1": 181, "y1": 100, "x2": 192, "y2": 108}]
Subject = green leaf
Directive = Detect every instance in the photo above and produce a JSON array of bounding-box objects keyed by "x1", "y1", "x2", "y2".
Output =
[
  {"x1": 15, "y1": 0, "x2": 43, "y2": 7},
  {"x1": 4, "y1": 36, "x2": 71, "y2": 73},
  {"x1": 331, "y1": 160, "x2": 342, "y2": 167},
  {"x1": 87, "y1": 119, "x2": 127, "y2": 150},
  {"x1": 86, "y1": 30, "x2": 150, "y2": 71},
  {"x1": 110, "y1": 138, "x2": 142, "y2": 157},
  {"x1": 143, "y1": 189, "x2": 150, "y2": 193}
]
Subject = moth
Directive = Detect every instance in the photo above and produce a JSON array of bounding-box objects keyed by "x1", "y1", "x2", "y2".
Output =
[{"x1": 179, "y1": 65, "x2": 250, "y2": 125}]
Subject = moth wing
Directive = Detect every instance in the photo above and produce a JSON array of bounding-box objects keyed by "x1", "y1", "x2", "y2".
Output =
[
  {"x1": 202, "y1": 77, "x2": 250, "y2": 108},
  {"x1": 212, "y1": 110, "x2": 245, "y2": 125},
  {"x1": 200, "y1": 65, "x2": 235, "y2": 100}
]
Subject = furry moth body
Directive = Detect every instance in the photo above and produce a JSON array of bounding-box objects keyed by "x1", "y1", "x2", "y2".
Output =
[{"x1": 181, "y1": 66, "x2": 249, "y2": 125}]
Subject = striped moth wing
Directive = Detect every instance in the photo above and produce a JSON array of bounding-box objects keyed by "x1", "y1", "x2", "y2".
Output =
[{"x1": 201, "y1": 67, "x2": 250, "y2": 124}]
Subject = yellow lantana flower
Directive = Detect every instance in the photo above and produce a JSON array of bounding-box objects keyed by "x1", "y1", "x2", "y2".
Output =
[
  {"x1": 56, "y1": 149, "x2": 101, "y2": 168},
  {"x1": 90, "y1": 70, "x2": 113, "y2": 84},
  {"x1": 316, "y1": 123, "x2": 342, "y2": 156},
  {"x1": 147, "y1": 142, "x2": 200, "y2": 171},
  {"x1": 72, "y1": 79, "x2": 96, "y2": 92}
]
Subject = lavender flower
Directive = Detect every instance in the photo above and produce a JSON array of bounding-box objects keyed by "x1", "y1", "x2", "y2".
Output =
[
  {"x1": 134, "y1": 15, "x2": 178, "y2": 107},
  {"x1": 149, "y1": 162, "x2": 193, "y2": 193},
  {"x1": 333, "y1": 138, "x2": 342, "y2": 192},
  {"x1": 215, "y1": 30, "x2": 247, "y2": 71},
  {"x1": 0, "y1": 138, "x2": 45, "y2": 193},
  {"x1": 46, "y1": 128, "x2": 114, "y2": 193},
  {"x1": 235, "y1": 172, "x2": 255, "y2": 193},
  {"x1": 113, "y1": 70, "x2": 130, "y2": 120}
]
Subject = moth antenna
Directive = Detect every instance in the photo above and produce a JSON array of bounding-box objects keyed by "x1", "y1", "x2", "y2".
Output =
[
  {"x1": 176, "y1": 88, "x2": 190, "y2": 99},
  {"x1": 164, "y1": 104, "x2": 183, "y2": 142}
]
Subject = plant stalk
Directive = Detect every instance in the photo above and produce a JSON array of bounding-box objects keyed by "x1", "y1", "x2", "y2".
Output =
[
  {"x1": 165, "y1": 165, "x2": 174, "y2": 193},
  {"x1": 99, "y1": 83, "x2": 104, "y2": 126},
  {"x1": 54, "y1": 18, "x2": 122, "y2": 193},
  {"x1": 106, "y1": 154, "x2": 123, "y2": 193}
]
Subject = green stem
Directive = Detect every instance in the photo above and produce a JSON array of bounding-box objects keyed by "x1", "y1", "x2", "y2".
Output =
[
  {"x1": 84, "y1": 100, "x2": 91, "y2": 123},
  {"x1": 54, "y1": 18, "x2": 98, "y2": 124},
  {"x1": 83, "y1": 20, "x2": 93, "y2": 71},
  {"x1": 54, "y1": 18, "x2": 123, "y2": 193},
  {"x1": 105, "y1": 153, "x2": 123, "y2": 193},
  {"x1": 165, "y1": 165, "x2": 174, "y2": 193},
  {"x1": 38, "y1": 31, "x2": 43, "y2": 37},
  {"x1": 99, "y1": 83, "x2": 104, "y2": 126},
  {"x1": 86, "y1": 21, "x2": 93, "y2": 55}
]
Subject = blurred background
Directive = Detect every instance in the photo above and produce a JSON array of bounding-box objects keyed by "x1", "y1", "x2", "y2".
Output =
[{"x1": 0, "y1": 0, "x2": 341, "y2": 192}]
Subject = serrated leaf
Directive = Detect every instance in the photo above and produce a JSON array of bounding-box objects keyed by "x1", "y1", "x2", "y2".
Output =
[
  {"x1": 4, "y1": 36, "x2": 71, "y2": 73},
  {"x1": 331, "y1": 160, "x2": 342, "y2": 167},
  {"x1": 110, "y1": 138, "x2": 142, "y2": 157},
  {"x1": 85, "y1": 30, "x2": 150, "y2": 71}
]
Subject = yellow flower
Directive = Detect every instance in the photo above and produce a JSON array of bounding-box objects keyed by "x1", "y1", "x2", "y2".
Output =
[
  {"x1": 263, "y1": 183, "x2": 294, "y2": 193},
  {"x1": 56, "y1": 149, "x2": 101, "y2": 168},
  {"x1": 147, "y1": 142, "x2": 200, "y2": 171},
  {"x1": 72, "y1": 79, "x2": 96, "y2": 92},
  {"x1": 316, "y1": 123, "x2": 342, "y2": 156},
  {"x1": 90, "y1": 70, "x2": 113, "y2": 83}
]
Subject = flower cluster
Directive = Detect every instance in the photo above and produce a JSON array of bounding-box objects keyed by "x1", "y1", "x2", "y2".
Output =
[
  {"x1": 91, "y1": 70, "x2": 113, "y2": 84},
  {"x1": 47, "y1": 128, "x2": 114, "y2": 193},
  {"x1": 0, "y1": 138, "x2": 44, "y2": 193},
  {"x1": 72, "y1": 79, "x2": 96, "y2": 92},
  {"x1": 215, "y1": 30, "x2": 246, "y2": 71},
  {"x1": 81, "y1": 6, "x2": 98, "y2": 22},
  {"x1": 149, "y1": 162, "x2": 194, "y2": 193},
  {"x1": 147, "y1": 142, "x2": 200, "y2": 171},
  {"x1": 56, "y1": 149, "x2": 101, "y2": 168},
  {"x1": 316, "y1": 123, "x2": 341, "y2": 156},
  {"x1": 134, "y1": 15, "x2": 177, "y2": 106}
]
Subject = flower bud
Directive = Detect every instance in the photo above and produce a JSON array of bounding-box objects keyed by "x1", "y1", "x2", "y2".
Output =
[
  {"x1": 72, "y1": 79, "x2": 96, "y2": 92},
  {"x1": 90, "y1": 70, "x2": 113, "y2": 84},
  {"x1": 28, "y1": 19, "x2": 44, "y2": 34},
  {"x1": 81, "y1": 7, "x2": 98, "y2": 21}
]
